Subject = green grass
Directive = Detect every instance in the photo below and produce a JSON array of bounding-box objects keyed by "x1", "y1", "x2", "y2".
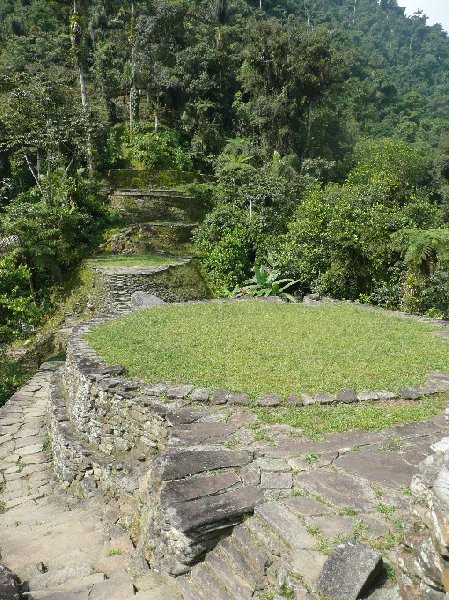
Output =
[
  {"x1": 254, "y1": 396, "x2": 446, "y2": 436},
  {"x1": 86, "y1": 253, "x2": 181, "y2": 268},
  {"x1": 87, "y1": 301, "x2": 449, "y2": 398}
]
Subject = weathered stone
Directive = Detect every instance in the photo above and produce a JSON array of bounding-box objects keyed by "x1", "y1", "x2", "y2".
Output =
[
  {"x1": 89, "y1": 570, "x2": 135, "y2": 600},
  {"x1": 316, "y1": 541, "x2": 383, "y2": 600},
  {"x1": 131, "y1": 291, "x2": 166, "y2": 308},
  {"x1": 227, "y1": 392, "x2": 251, "y2": 406},
  {"x1": 169, "y1": 423, "x2": 239, "y2": 445},
  {"x1": 168, "y1": 487, "x2": 263, "y2": 536},
  {"x1": 241, "y1": 464, "x2": 261, "y2": 486},
  {"x1": 190, "y1": 388, "x2": 210, "y2": 402},
  {"x1": 397, "y1": 387, "x2": 421, "y2": 400},
  {"x1": 285, "y1": 496, "x2": 330, "y2": 517},
  {"x1": 284, "y1": 394, "x2": 303, "y2": 406},
  {"x1": 299, "y1": 470, "x2": 375, "y2": 510},
  {"x1": 167, "y1": 385, "x2": 194, "y2": 399},
  {"x1": 0, "y1": 564, "x2": 20, "y2": 600},
  {"x1": 160, "y1": 449, "x2": 252, "y2": 480},
  {"x1": 301, "y1": 394, "x2": 316, "y2": 406},
  {"x1": 260, "y1": 472, "x2": 293, "y2": 489},
  {"x1": 142, "y1": 382, "x2": 168, "y2": 396},
  {"x1": 376, "y1": 390, "x2": 398, "y2": 400},
  {"x1": 256, "y1": 393, "x2": 280, "y2": 407},
  {"x1": 257, "y1": 458, "x2": 290, "y2": 472},
  {"x1": 357, "y1": 391, "x2": 380, "y2": 402},
  {"x1": 335, "y1": 449, "x2": 417, "y2": 489},
  {"x1": 314, "y1": 392, "x2": 335, "y2": 405},
  {"x1": 211, "y1": 389, "x2": 229, "y2": 405},
  {"x1": 255, "y1": 503, "x2": 315, "y2": 548},
  {"x1": 161, "y1": 471, "x2": 241, "y2": 504},
  {"x1": 336, "y1": 389, "x2": 358, "y2": 403}
]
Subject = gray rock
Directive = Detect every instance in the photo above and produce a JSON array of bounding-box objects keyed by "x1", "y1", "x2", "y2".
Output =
[
  {"x1": 316, "y1": 541, "x2": 383, "y2": 600},
  {"x1": 314, "y1": 392, "x2": 335, "y2": 404},
  {"x1": 303, "y1": 293, "x2": 322, "y2": 304},
  {"x1": 168, "y1": 487, "x2": 263, "y2": 535},
  {"x1": 160, "y1": 448, "x2": 252, "y2": 480},
  {"x1": 227, "y1": 392, "x2": 251, "y2": 406},
  {"x1": 0, "y1": 564, "x2": 20, "y2": 600},
  {"x1": 260, "y1": 472, "x2": 293, "y2": 489},
  {"x1": 257, "y1": 393, "x2": 280, "y2": 407},
  {"x1": 284, "y1": 394, "x2": 303, "y2": 406},
  {"x1": 336, "y1": 389, "x2": 358, "y2": 403},
  {"x1": 190, "y1": 388, "x2": 210, "y2": 402},
  {"x1": 397, "y1": 387, "x2": 421, "y2": 400},
  {"x1": 211, "y1": 389, "x2": 229, "y2": 405},
  {"x1": 131, "y1": 291, "x2": 166, "y2": 308},
  {"x1": 167, "y1": 384, "x2": 194, "y2": 399}
]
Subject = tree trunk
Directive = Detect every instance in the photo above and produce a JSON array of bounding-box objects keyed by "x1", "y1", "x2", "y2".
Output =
[{"x1": 79, "y1": 62, "x2": 93, "y2": 174}]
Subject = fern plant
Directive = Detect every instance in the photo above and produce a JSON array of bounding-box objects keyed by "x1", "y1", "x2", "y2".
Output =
[{"x1": 393, "y1": 229, "x2": 449, "y2": 276}]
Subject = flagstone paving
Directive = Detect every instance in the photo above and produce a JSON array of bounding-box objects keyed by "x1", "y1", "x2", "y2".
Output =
[
  {"x1": 0, "y1": 364, "x2": 180, "y2": 600},
  {"x1": 1, "y1": 362, "x2": 448, "y2": 599}
]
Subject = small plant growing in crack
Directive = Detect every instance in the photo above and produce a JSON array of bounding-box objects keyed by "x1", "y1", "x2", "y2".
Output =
[
  {"x1": 304, "y1": 452, "x2": 321, "y2": 465},
  {"x1": 377, "y1": 503, "x2": 396, "y2": 516},
  {"x1": 15, "y1": 458, "x2": 26, "y2": 472},
  {"x1": 108, "y1": 548, "x2": 125, "y2": 556},
  {"x1": 0, "y1": 499, "x2": 6, "y2": 513},
  {"x1": 339, "y1": 507, "x2": 358, "y2": 516}
]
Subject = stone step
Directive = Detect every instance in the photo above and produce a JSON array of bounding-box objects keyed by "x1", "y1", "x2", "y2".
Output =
[
  {"x1": 232, "y1": 526, "x2": 271, "y2": 575},
  {"x1": 188, "y1": 563, "x2": 234, "y2": 600},
  {"x1": 167, "y1": 487, "x2": 263, "y2": 538},
  {"x1": 22, "y1": 573, "x2": 106, "y2": 599},
  {"x1": 161, "y1": 471, "x2": 242, "y2": 504},
  {"x1": 245, "y1": 516, "x2": 288, "y2": 557},
  {"x1": 176, "y1": 575, "x2": 206, "y2": 600},
  {"x1": 254, "y1": 502, "x2": 315, "y2": 549},
  {"x1": 205, "y1": 551, "x2": 254, "y2": 599},
  {"x1": 159, "y1": 449, "x2": 253, "y2": 481},
  {"x1": 216, "y1": 536, "x2": 262, "y2": 591}
]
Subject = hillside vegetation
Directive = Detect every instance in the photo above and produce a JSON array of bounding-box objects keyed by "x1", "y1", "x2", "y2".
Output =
[{"x1": 1, "y1": 0, "x2": 449, "y2": 358}]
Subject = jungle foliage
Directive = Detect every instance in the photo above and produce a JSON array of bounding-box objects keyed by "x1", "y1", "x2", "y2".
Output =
[{"x1": 1, "y1": 0, "x2": 449, "y2": 352}]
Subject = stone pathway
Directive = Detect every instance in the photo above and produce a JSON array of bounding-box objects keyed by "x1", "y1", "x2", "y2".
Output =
[
  {"x1": 0, "y1": 364, "x2": 180, "y2": 600},
  {"x1": 176, "y1": 406, "x2": 449, "y2": 599}
]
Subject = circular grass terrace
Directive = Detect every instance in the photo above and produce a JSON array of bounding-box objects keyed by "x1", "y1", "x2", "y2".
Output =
[{"x1": 87, "y1": 300, "x2": 449, "y2": 398}]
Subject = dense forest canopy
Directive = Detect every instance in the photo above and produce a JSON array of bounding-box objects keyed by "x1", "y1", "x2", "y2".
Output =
[{"x1": 1, "y1": 0, "x2": 449, "y2": 350}]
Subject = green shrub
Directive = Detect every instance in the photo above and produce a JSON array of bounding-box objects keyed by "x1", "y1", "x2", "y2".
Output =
[
  {"x1": 0, "y1": 256, "x2": 42, "y2": 344},
  {"x1": 127, "y1": 126, "x2": 192, "y2": 172},
  {"x1": 0, "y1": 359, "x2": 26, "y2": 406}
]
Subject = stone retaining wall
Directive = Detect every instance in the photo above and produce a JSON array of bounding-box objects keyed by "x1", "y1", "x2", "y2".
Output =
[
  {"x1": 50, "y1": 298, "x2": 449, "y2": 587},
  {"x1": 88, "y1": 260, "x2": 210, "y2": 312},
  {"x1": 398, "y1": 427, "x2": 449, "y2": 597}
]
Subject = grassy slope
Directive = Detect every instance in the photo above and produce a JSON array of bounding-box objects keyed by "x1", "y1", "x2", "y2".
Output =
[{"x1": 87, "y1": 301, "x2": 449, "y2": 397}]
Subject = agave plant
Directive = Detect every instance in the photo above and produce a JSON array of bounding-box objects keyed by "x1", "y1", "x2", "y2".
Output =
[{"x1": 233, "y1": 257, "x2": 298, "y2": 302}]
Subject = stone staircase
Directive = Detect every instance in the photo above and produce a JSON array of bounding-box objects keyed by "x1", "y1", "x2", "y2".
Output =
[{"x1": 86, "y1": 178, "x2": 211, "y2": 312}]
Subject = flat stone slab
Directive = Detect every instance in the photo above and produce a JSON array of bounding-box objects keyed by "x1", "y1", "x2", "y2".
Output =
[
  {"x1": 284, "y1": 496, "x2": 331, "y2": 517},
  {"x1": 260, "y1": 472, "x2": 293, "y2": 489},
  {"x1": 168, "y1": 487, "x2": 263, "y2": 536},
  {"x1": 169, "y1": 423, "x2": 239, "y2": 445},
  {"x1": 316, "y1": 541, "x2": 383, "y2": 600},
  {"x1": 299, "y1": 470, "x2": 376, "y2": 510},
  {"x1": 335, "y1": 450, "x2": 418, "y2": 489},
  {"x1": 161, "y1": 472, "x2": 241, "y2": 504},
  {"x1": 255, "y1": 503, "x2": 315, "y2": 548},
  {"x1": 160, "y1": 449, "x2": 252, "y2": 480}
]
